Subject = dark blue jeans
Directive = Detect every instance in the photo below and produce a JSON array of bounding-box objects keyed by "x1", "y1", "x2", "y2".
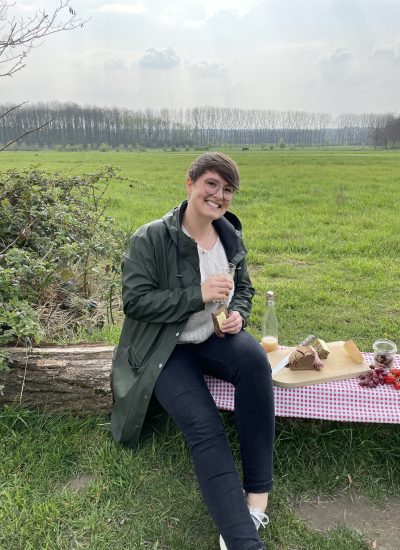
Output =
[{"x1": 153, "y1": 330, "x2": 275, "y2": 550}]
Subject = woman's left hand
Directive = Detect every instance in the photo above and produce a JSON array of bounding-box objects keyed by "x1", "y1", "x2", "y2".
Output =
[{"x1": 222, "y1": 310, "x2": 243, "y2": 334}]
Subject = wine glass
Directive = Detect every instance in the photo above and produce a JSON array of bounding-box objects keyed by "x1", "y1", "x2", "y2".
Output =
[{"x1": 214, "y1": 262, "x2": 235, "y2": 304}]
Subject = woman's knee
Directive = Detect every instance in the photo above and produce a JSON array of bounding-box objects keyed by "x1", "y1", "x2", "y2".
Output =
[
  {"x1": 228, "y1": 331, "x2": 271, "y2": 378},
  {"x1": 156, "y1": 378, "x2": 225, "y2": 443}
]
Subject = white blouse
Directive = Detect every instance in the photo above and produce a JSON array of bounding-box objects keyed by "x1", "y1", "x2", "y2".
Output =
[{"x1": 178, "y1": 233, "x2": 233, "y2": 344}]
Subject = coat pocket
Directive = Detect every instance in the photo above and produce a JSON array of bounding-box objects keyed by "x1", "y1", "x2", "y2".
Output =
[
  {"x1": 127, "y1": 346, "x2": 145, "y2": 372},
  {"x1": 111, "y1": 346, "x2": 136, "y2": 401},
  {"x1": 126, "y1": 323, "x2": 163, "y2": 373}
]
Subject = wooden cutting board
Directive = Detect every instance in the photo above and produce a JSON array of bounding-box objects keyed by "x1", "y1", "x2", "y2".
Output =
[{"x1": 268, "y1": 341, "x2": 370, "y2": 388}]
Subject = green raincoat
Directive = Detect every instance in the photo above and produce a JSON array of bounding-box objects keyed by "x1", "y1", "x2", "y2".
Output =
[{"x1": 110, "y1": 200, "x2": 255, "y2": 448}]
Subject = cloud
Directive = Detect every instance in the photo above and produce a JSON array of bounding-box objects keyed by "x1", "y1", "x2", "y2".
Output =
[
  {"x1": 137, "y1": 47, "x2": 180, "y2": 70},
  {"x1": 180, "y1": 19, "x2": 206, "y2": 29},
  {"x1": 104, "y1": 58, "x2": 128, "y2": 72},
  {"x1": 254, "y1": 41, "x2": 324, "y2": 55},
  {"x1": 369, "y1": 42, "x2": 400, "y2": 64},
  {"x1": 366, "y1": 42, "x2": 400, "y2": 86},
  {"x1": 154, "y1": 3, "x2": 205, "y2": 28},
  {"x1": 155, "y1": 0, "x2": 252, "y2": 28},
  {"x1": 322, "y1": 46, "x2": 353, "y2": 66},
  {"x1": 205, "y1": 0, "x2": 252, "y2": 19},
  {"x1": 69, "y1": 49, "x2": 135, "y2": 74},
  {"x1": 318, "y1": 41, "x2": 400, "y2": 89},
  {"x1": 186, "y1": 60, "x2": 226, "y2": 78},
  {"x1": 157, "y1": 14, "x2": 206, "y2": 29},
  {"x1": 318, "y1": 46, "x2": 360, "y2": 86},
  {"x1": 95, "y1": 2, "x2": 146, "y2": 15}
]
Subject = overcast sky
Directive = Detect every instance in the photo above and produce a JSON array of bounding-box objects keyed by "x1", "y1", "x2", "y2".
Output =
[{"x1": 2, "y1": 0, "x2": 400, "y2": 114}]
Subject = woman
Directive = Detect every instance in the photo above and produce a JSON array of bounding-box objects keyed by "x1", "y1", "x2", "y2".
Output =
[{"x1": 111, "y1": 152, "x2": 275, "y2": 550}]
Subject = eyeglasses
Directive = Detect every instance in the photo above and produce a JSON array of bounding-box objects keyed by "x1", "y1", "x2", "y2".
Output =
[{"x1": 204, "y1": 180, "x2": 236, "y2": 200}]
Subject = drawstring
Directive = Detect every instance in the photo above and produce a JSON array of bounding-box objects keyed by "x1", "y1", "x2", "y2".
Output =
[{"x1": 176, "y1": 231, "x2": 183, "y2": 280}]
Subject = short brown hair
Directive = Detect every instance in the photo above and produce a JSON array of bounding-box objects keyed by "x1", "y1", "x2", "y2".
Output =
[{"x1": 187, "y1": 152, "x2": 240, "y2": 190}]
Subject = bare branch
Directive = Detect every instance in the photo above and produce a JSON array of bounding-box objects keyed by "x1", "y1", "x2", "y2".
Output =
[
  {"x1": 0, "y1": 100, "x2": 28, "y2": 119},
  {"x1": 0, "y1": 0, "x2": 87, "y2": 77},
  {"x1": 0, "y1": 2, "x2": 87, "y2": 148}
]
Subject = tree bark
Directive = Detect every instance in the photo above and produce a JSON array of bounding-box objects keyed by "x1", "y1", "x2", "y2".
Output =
[{"x1": 0, "y1": 344, "x2": 114, "y2": 414}]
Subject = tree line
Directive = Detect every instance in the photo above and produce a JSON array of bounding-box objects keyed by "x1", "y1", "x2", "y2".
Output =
[{"x1": 1, "y1": 102, "x2": 399, "y2": 150}]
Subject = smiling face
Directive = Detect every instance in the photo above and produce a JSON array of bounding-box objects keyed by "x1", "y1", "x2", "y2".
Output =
[{"x1": 185, "y1": 170, "x2": 234, "y2": 222}]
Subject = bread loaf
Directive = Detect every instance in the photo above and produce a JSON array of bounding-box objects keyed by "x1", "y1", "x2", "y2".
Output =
[{"x1": 288, "y1": 346, "x2": 315, "y2": 370}]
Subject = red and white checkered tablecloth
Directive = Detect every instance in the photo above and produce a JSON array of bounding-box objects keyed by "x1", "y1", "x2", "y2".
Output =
[{"x1": 204, "y1": 352, "x2": 400, "y2": 424}]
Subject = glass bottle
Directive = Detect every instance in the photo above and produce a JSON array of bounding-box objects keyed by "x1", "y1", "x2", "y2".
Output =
[{"x1": 261, "y1": 291, "x2": 279, "y2": 352}]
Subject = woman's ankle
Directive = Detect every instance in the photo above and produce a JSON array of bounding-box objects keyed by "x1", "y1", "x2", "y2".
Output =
[{"x1": 246, "y1": 491, "x2": 269, "y2": 512}]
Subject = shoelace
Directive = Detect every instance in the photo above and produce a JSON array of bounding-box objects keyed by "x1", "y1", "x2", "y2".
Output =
[
  {"x1": 249, "y1": 507, "x2": 270, "y2": 530},
  {"x1": 219, "y1": 507, "x2": 269, "y2": 550}
]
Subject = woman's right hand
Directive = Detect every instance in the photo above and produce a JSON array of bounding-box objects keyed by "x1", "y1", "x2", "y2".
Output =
[{"x1": 201, "y1": 275, "x2": 234, "y2": 304}]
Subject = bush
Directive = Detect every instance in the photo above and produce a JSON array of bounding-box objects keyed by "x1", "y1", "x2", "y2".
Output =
[
  {"x1": 0, "y1": 166, "x2": 129, "y2": 351},
  {"x1": 98, "y1": 142, "x2": 112, "y2": 152}
]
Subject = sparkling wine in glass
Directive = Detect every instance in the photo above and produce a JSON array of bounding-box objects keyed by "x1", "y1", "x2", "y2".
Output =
[{"x1": 214, "y1": 262, "x2": 235, "y2": 304}]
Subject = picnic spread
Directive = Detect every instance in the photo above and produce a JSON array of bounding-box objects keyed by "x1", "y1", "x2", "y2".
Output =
[
  {"x1": 204, "y1": 346, "x2": 400, "y2": 424},
  {"x1": 268, "y1": 340, "x2": 370, "y2": 387}
]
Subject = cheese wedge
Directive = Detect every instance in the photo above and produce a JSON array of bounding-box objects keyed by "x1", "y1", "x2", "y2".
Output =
[
  {"x1": 212, "y1": 305, "x2": 228, "y2": 338},
  {"x1": 216, "y1": 311, "x2": 227, "y2": 329},
  {"x1": 343, "y1": 340, "x2": 364, "y2": 363},
  {"x1": 302, "y1": 335, "x2": 330, "y2": 359}
]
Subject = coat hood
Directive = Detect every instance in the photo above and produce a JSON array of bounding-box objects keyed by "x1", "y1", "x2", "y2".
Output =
[{"x1": 162, "y1": 201, "x2": 245, "y2": 278}]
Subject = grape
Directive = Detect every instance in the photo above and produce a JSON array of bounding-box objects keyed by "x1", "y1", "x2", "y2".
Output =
[{"x1": 359, "y1": 364, "x2": 389, "y2": 388}]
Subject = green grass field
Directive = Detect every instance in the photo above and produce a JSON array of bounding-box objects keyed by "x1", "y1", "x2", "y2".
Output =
[{"x1": 1, "y1": 149, "x2": 400, "y2": 549}]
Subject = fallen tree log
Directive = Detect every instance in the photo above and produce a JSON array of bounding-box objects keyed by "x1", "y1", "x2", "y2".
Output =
[{"x1": 0, "y1": 344, "x2": 114, "y2": 414}]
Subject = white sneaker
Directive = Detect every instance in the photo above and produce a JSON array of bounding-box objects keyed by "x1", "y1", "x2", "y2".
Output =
[
  {"x1": 219, "y1": 534, "x2": 228, "y2": 550},
  {"x1": 219, "y1": 505, "x2": 269, "y2": 549},
  {"x1": 249, "y1": 506, "x2": 269, "y2": 530}
]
